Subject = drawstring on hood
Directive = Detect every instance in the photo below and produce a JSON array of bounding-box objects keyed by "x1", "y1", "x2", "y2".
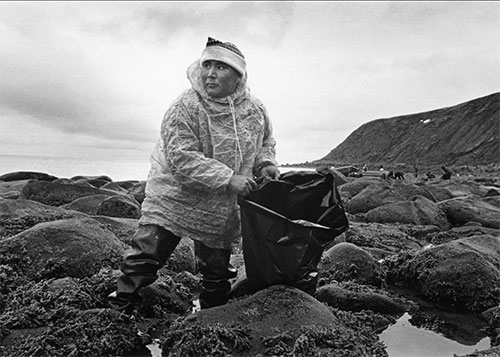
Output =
[
  {"x1": 186, "y1": 60, "x2": 248, "y2": 174},
  {"x1": 228, "y1": 96, "x2": 244, "y2": 173}
]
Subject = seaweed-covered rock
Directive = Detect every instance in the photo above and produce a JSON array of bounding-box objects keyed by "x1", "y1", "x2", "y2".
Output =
[
  {"x1": 20, "y1": 180, "x2": 115, "y2": 207},
  {"x1": 70, "y1": 175, "x2": 113, "y2": 183},
  {"x1": 0, "y1": 179, "x2": 32, "y2": 199},
  {"x1": 365, "y1": 195, "x2": 450, "y2": 229},
  {"x1": 427, "y1": 225, "x2": 500, "y2": 245},
  {"x1": 338, "y1": 179, "x2": 374, "y2": 201},
  {"x1": 438, "y1": 196, "x2": 500, "y2": 228},
  {"x1": 318, "y1": 242, "x2": 386, "y2": 288},
  {"x1": 0, "y1": 171, "x2": 58, "y2": 182},
  {"x1": 91, "y1": 215, "x2": 139, "y2": 244},
  {"x1": 162, "y1": 237, "x2": 196, "y2": 274},
  {"x1": 385, "y1": 235, "x2": 500, "y2": 311},
  {"x1": 127, "y1": 180, "x2": 146, "y2": 204},
  {"x1": 137, "y1": 274, "x2": 194, "y2": 317},
  {"x1": 61, "y1": 194, "x2": 110, "y2": 215},
  {"x1": 0, "y1": 217, "x2": 126, "y2": 279},
  {"x1": 346, "y1": 181, "x2": 436, "y2": 214},
  {"x1": 96, "y1": 195, "x2": 141, "y2": 219},
  {"x1": 0, "y1": 198, "x2": 87, "y2": 239},
  {"x1": 315, "y1": 282, "x2": 410, "y2": 314},
  {"x1": 161, "y1": 285, "x2": 387, "y2": 357},
  {"x1": 100, "y1": 181, "x2": 130, "y2": 194},
  {"x1": 1, "y1": 308, "x2": 143, "y2": 357},
  {"x1": 345, "y1": 222, "x2": 423, "y2": 252}
]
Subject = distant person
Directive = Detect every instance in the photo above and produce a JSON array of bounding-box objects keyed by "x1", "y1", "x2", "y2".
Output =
[
  {"x1": 441, "y1": 166, "x2": 452, "y2": 180},
  {"x1": 425, "y1": 172, "x2": 435, "y2": 181},
  {"x1": 394, "y1": 171, "x2": 405, "y2": 180},
  {"x1": 108, "y1": 37, "x2": 279, "y2": 313},
  {"x1": 414, "y1": 165, "x2": 419, "y2": 178}
]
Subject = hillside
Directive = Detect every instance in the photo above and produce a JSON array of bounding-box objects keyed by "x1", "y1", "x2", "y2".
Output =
[{"x1": 316, "y1": 92, "x2": 499, "y2": 167}]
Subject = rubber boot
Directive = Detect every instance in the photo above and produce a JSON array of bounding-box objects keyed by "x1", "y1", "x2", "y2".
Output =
[
  {"x1": 194, "y1": 241, "x2": 237, "y2": 309},
  {"x1": 108, "y1": 224, "x2": 181, "y2": 312}
]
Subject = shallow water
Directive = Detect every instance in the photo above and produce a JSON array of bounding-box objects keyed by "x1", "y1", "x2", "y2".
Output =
[{"x1": 380, "y1": 312, "x2": 490, "y2": 357}]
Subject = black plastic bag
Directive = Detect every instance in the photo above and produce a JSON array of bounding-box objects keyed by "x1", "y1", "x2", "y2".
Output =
[{"x1": 238, "y1": 170, "x2": 349, "y2": 295}]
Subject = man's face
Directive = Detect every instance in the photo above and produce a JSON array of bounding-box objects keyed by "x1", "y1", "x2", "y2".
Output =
[{"x1": 201, "y1": 60, "x2": 241, "y2": 98}]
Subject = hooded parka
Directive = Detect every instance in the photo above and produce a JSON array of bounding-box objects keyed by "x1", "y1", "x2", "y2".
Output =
[{"x1": 139, "y1": 60, "x2": 278, "y2": 250}]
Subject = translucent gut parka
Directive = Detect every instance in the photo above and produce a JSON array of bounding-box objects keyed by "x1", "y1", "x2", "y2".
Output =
[{"x1": 139, "y1": 59, "x2": 278, "y2": 250}]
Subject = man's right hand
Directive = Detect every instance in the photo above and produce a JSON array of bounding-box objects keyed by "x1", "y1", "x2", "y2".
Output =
[{"x1": 228, "y1": 175, "x2": 257, "y2": 197}]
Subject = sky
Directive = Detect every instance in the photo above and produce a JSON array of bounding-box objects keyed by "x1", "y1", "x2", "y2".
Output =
[{"x1": 1, "y1": 1, "x2": 499, "y2": 172}]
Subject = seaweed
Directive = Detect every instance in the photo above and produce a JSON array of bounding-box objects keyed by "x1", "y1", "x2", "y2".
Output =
[
  {"x1": 3, "y1": 309, "x2": 142, "y2": 356},
  {"x1": 161, "y1": 323, "x2": 252, "y2": 357}
]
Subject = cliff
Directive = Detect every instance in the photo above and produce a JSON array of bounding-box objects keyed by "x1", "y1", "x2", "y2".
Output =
[{"x1": 316, "y1": 92, "x2": 499, "y2": 166}]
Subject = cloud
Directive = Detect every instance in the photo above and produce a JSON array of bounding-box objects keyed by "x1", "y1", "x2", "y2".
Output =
[
  {"x1": 0, "y1": 2, "x2": 297, "y2": 150},
  {"x1": 0, "y1": 1, "x2": 498, "y2": 166}
]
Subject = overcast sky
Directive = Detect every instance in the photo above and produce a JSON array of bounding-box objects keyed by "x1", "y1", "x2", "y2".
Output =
[{"x1": 1, "y1": 1, "x2": 499, "y2": 167}]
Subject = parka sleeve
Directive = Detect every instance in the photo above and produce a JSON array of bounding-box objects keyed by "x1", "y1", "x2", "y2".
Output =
[
  {"x1": 253, "y1": 102, "x2": 278, "y2": 176},
  {"x1": 161, "y1": 101, "x2": 234, "y2": 193}
]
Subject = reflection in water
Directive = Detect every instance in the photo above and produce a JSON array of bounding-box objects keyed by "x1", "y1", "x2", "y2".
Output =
[{"x1": 379, "y1": 313, "x2": 490, "y2": 357}]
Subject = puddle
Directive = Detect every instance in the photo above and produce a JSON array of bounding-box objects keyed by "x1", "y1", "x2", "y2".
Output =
[
  {"x1": 146, "y1": 341, "x2": 161, "y2": 357},
  {"x1": 380, "y1": 312, "x2": 491, "y2": 357},
  {"x1": 380, "y1": 285, "x2": 492, "y2": 356}
]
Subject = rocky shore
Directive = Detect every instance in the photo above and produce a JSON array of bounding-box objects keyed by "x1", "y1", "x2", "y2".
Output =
[{"x1": 0, "y1": 167, "x2": 499, "y2": 356}]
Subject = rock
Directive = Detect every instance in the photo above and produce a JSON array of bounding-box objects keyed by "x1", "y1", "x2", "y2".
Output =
[
  {"x1": 91, "y1": 215, "x2": 139, "y2": 244},
  {"x1": 318, "y1": 242, "x2": 386, "y2": 287},
  {"x1": 96, "y1": 195, "x2": 141, "y2": 219},
  {"x1": 365, "y1": 195, "x2": 450, "y2": 230},
  {"x1": 417, "y1": 184, "x2": 454, "y2": 202},
  {"x1": 434, "y1": 179, "x2": 497, "y2": 198},
  {"x1": 438, "y1": 195, "x2": 500, "y2": 228},
  {"x1": 346, "y1": 181, "x2": 436, "y2": 214},
  {"x1": 345, "y1": 222, "x2": 423, "y2": 253},
  {"x1": 115, "y1": 180, "x2": 140, "y2": 190},
  {"x1": 315, "y1": 283, "x2": 409, "y2": 314},
  {"x1": 100, "y1": 182, "x2": 129, "y2": 194},
  {"x1": 127, "y1": 180, "x2": 146, "y2": 204},
  {"x1": 161, "y1": 285, "x2": 387, "y2": 356},
  {"x1": 0, "y1": 179, "x2": 31, "y2": 199},
  {"x1": 386, "y1": 235, "x2": 500, "y2": 311},
  {"x1": 47, "y1": 277, "x2": 79, "y2": 293},
  {"x1": 73, "y1": 178, "x2": 111, "y2": 188},
  {"x1": 61, "y1": 194, "x2": 111, "y2": 215},
  {"x1": 163, "y1": 237, "x2": 196, "y2": 274},
  {"x1": 427, "y1": 225, "x2": 500, "y2": 245},
  {"x1": 485, "y1": 195, "x2": 500, "y2": 208},
  {"x1": 481, "y1": 305, "x2": 500, "y2": 322},
  {"x1": 20, "y1": 179, "x2": 115, "y2": 207},
  {"x1": 398, "y1": 224, "x2": 442, "y2": 240},
  {"x1": 0, "y1": 217, "x2": 126, "y2": 279},
  {"x1": 0, "y1": 308, "x2": 143, "y2": 357},
  {"x1": 0, "y1": 198, "x2": 87, "y2": 239},
  {"x1": 338, "y1": 179, "x2": 374, "y2": 201},
  {"x1": 485, "y1": 188, "x2": 500, "y2": 197},
  {"x1": 137, "y1": 275, "x2": 193, "y2": 316},
  {"x1": 70, "y1": 175, "x2": 113, "y2": 182},
  {"x1": 0, "y1": 171, "x2": 58, "y2": 182}
]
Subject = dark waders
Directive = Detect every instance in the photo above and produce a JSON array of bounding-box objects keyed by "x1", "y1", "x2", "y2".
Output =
[{"x1": 108, "y1": 224, "x2": 236, "y2": 312}]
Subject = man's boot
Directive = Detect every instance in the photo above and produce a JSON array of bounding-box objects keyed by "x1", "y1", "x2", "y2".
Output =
[
  {"x1": 194, "y1": 240, "x2": 237, "y2": 309},
  {"x1": 108, "y1": 224, "x2": 181, "y2": 312}
]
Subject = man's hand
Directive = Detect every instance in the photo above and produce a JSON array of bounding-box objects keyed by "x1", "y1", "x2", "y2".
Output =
[
  {"x1": 260, "y1": 165, "x2": 280, "y2": 180},
  {"x1": 228, "y1": 175, "x2": 257, "y2": 197}
]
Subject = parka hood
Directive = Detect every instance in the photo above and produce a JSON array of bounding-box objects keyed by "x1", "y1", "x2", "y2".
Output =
[{"x1": 186, "y1": 59, "x2": 250, "y2": 105}]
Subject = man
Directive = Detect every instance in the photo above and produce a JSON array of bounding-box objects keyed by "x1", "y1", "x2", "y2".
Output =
[{"x1": 108, "y1": 37, "x2": 280, "y2": 312}]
